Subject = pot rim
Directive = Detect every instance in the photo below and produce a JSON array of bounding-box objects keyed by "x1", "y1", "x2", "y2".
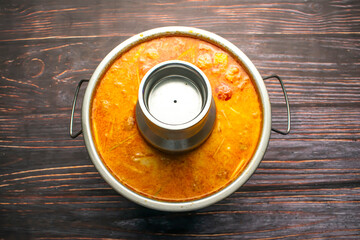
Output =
[{"x1": 82, "y1": 26, "x2": 271, "y2": 212}]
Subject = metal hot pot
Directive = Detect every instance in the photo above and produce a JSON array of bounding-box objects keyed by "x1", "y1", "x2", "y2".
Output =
[{"x1": 69, "y1": 27, "x2": 290, "y2": 211}]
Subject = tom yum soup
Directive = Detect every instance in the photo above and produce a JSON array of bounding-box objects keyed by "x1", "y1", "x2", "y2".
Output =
[{"x1": 91, "y1": 36, "x2": 262, "y2": 202}]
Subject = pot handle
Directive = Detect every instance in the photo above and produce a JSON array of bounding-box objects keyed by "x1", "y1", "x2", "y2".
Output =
[
  {"x1": 70, "y1": 79, "x2": 89, "y2": 138},
  {"x1": 263, "y1": 75, "x2": 291, "y2": 135}
]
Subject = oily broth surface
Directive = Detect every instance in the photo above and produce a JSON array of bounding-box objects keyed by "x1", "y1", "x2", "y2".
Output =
[{"x1": 91, "y1": 36, "x2": 262, "y2": 202}]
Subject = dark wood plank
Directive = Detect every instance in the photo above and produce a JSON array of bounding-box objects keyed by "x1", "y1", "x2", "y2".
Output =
[
  {"x1": 0, "y1": 0, "x2": 359, "y2": 239},
  {"x1": 0, "y1": 0, "x2": 360, "y2": 42}
]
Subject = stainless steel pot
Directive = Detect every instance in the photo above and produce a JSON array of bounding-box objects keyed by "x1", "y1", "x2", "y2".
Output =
[{"x1": 70, "y1": 27, "x2": 291, "y2": 212}]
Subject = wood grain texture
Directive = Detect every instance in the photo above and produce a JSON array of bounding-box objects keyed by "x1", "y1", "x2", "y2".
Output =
[{"x1": 1, "y1": 0, "x2": 359, "y2": 239}]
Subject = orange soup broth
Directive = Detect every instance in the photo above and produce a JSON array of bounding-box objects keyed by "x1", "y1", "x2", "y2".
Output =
[{"x1": 91, "y1": 36, "x2": 263, "y2": 202}]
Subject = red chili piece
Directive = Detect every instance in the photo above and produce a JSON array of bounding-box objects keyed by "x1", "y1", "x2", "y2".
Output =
[{"x1": 215, "y1": 83, "x2": 233, "y2": 101}]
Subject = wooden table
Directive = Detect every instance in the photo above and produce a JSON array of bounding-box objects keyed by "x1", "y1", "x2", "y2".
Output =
[{"x1": 1, "y1": 0, "x2": 359, "y2": 239}]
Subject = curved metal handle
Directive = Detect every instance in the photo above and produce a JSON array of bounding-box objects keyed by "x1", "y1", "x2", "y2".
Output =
[
  {"x1": 263, "y1": 75, "x2": 291, "y2": 135},
  {"x1": 70, "y1": 79, "x2": 89, "y2": 138}
]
